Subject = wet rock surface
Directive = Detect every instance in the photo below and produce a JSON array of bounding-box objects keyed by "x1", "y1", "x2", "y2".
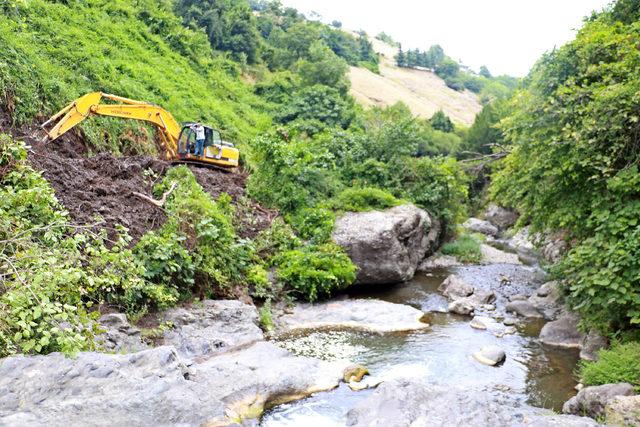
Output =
[
  {"x1": 346, "y1": 379, "x2": 598, "y2": 427},
  {"x1": 605, "y1": 394, "x2": 640, "y2": 426},
  {"x1": 505, "y1": 300, "x2": 543, "y2": 319},
  {"x1": 0, "y1": 342, "x2": 346, "y2": 427},
  {"x1": 562, "y1": 383, "x2": 636, "y2": 419},
  {"x1": 473, "y1": 345, "x2": 506, "y2": 366},
  {"x1": 276, "y1": 299, "x2": 430, "y2": 334},
  {"x1": 162, "y1": 300, "x2": 263, "y2": 359},
  {"x1": 333, "y1": 204, "x2": 434, "y2": 285}
]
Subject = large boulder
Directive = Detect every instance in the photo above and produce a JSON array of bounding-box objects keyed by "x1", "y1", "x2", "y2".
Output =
[
  {"x1": 580, "y1": 330, "x2": 608, "y2": 362},
  {"x1": 562, "y1": 383, "x2": 636, "y2": 419},
  {"x1": 276, "y1": 299, "x2": 429, "y2": 334},
  {"x1": 483, "y1": 204, "x2": 518, "y2": 231},
  {"x1": 332, "y1": 204, "x2": 434, "y2": 284},
  {"x1": 505, "y1": 300, "x2": 543, "y2": 319},
  {"x1": 0, "y1": 342, "x2": 346, "y2": 426},
  {"x1": 463, "y1": 217, "x2": 499, "y2": 237},
  {"x1": 162, "y1": 300, "x2": 264, "y2": 359},
  {"x1": 346, "y1": 379, "x2": 598, "y2": 426},
  {"x1": 539, "y1": 312, "x2": 583, "y2": 348},
  {"x1": 438, "y1": 274, "x2": 474, "y2": 299}
]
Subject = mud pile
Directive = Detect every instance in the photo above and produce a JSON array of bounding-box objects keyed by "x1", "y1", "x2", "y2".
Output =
[{"x1": 21, "y1": 129, "x2": 274, "y2": 241}]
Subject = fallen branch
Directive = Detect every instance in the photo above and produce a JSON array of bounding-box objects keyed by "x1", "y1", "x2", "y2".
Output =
[{"x1": 133, "y1": 182, "x2": 177, "y2": 207}]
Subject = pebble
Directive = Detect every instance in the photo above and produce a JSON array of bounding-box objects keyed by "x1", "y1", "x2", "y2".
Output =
[
  {"x1": 503, "y1": 318, "x2": 517, "y2": 326},
  {"x1": 504, "y1": 326, "x2": 517, "y2": 335},
  {"x1": 483, "y1": 304, "x2": 496, "y2": 311},
  {"x1": 473, "y1": 345, "x2": 506, "y2": 366},
  {"x1": 470, "y1": 317, "x2": 488, "y2": 330}
]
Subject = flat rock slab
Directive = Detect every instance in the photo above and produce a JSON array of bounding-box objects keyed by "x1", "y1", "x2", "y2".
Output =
[
  {"x1": 0, "y1": 342, "x2": 345, "y2": 426},
  {"x1": 276, "y1": 299, "x2": 429, "y2": 334},
  {"x1": 346, "y1": 379, "x2": 598, "y2": 427},
  {"x1": 162, "y1": 300, "x2": 264, "y2": 359}
]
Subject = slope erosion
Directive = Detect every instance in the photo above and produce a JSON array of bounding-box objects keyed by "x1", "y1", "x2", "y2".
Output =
[{"x1": 349, "y1": 37, "x2": 482, "y2": 125}]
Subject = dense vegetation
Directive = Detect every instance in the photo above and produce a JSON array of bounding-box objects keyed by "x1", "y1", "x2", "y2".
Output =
[
  {"x1": 490, "y1": 0, "x2": 640, "y2": 335},
  {"x1": 0, "y1": 0, "x2": 473, "y2": 356}
]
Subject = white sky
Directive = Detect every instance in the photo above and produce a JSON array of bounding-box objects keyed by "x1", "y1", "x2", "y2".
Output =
[{"x1": 279, "y1": 0, "x2": 613, "y2": 76}]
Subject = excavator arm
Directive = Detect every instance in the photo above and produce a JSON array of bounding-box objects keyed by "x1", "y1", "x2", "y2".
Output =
[{"x1": 42, "y1": 92, "x2": 182, "y2": 159}]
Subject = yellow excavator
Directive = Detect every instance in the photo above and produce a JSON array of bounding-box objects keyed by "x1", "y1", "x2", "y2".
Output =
[{"x1": 42, "y1": 92, "x2": 239, "y2": 169}]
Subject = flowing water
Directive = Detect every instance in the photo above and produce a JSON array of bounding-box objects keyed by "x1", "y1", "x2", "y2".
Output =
[{"x1": 261, "y1": 261, "x2": 580, "y2": 426}]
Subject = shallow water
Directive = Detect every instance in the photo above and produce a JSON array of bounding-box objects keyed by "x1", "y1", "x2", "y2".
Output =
[{"x1": 262, "y1": 263, "x2": 579, "y2": 426}]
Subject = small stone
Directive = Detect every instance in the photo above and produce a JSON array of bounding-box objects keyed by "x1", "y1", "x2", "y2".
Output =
[
  {"x1": 470, "y1": 317, "x2": 488, "y2": 330},
  {"x1": 448, "y1": 300, "x2": 475, "y2": 316},
  {"x1": 509, "y1": 294, "x2": 528, "y2": 302},
  {"x1": 473, "y1": 345, "x2": 506, "y2": 366},
  {"x1": 343, "y1": 364, "x2": 369, "y2": 383},
  {"x1": 483, "y1": 304, "x2": 496, "y2": 311},
  {"x1": 537, "y1": 286, "x2": 550, "y2": 297},
  {"x1": 503, "y1": 318, "x2": 517, "y2": 326},
  {"x1": 438, "y1": 275, "x2": 474, "y2": 299},
  {"x1": 493, "y1": 332, "x2": 505, "y2": 338},
  {"x1": 494, "y1": 384, "x2": 512, "y2": 392},
  {"x1": 575, "y1": 383, "x2": 584, "y2": 391},
  {"x1": 503, "y1": 327, "x2": 517, "y2": 335},
  {"x1": 349, "y1": 376, "x2": 383, "y2": 391}
]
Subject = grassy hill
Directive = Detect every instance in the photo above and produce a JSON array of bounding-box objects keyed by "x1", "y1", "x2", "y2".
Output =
[{"x1": 348, "y1": 36, "x2": 482, "y2": 126}]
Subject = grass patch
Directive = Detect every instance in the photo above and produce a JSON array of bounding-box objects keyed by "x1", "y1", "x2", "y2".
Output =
[
  {"x1": 579, "y1": 342, "x2": 640, "y2": 391},
  {"x1": 326, "y1": 187, "x2": 402, "y2": 212},
  {"x1": 441, "y1": 233, "x2": 482, "y2": 263}
]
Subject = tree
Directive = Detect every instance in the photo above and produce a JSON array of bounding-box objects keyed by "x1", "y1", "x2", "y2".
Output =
[
  {"x1": 426, "y1": 44, "x2": 445, "y2": 67},
  {"x1": 395, "y1": 46, "x2": 406, "y2": 67},
  {"x1": 295, "y1": 41, "x2": 349, "y2": 93},
  {"x1": 430, "y1": 110, "x2": 454, "y2": 133},
  {"x1": 331, "y1": 20, "x2": 342, "y2": 28},
  {"x1": 463, "y1": 101, "x2": 507, "y2": 155},
  {"x1": 435, "y1": 58, "x2": 459, "y2": 78},
  {"x1": 479, "y1": 65, "x2": 492, "y2": 78}
]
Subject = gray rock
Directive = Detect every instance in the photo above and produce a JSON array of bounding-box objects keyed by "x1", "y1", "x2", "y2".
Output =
[
  {"x1": 605, "y1": 395, "x2": 640, "y2": 426},
  {"x1": 463, "y1": 218, "x2": 499, "y2": 237},
  {"x1": 503, "y1": 318, "x2": 517, "y2": 326},
  {"x1": 505, "y1": 300, "x2": 543, "y2": 319},
  {"x1": 484, "y1": 204, "x2": 518, "y2": 231},
  {"x1": 540, "y1": 312, "x2": 583, "y2": 348},
  {"x1": 470, "y1": 317, "x2": 488, "y2": 330},
  {"x1": 346, "y1": 379, "x2": 598, "y2": 427},
  {"x1": 580, "y1": 330, "x2": 608, "y2": 361},
  {"x1": 438, "y1": 274, "x2": 474, "y2": 299},
  {"x1": 418, "y1": 254, "x2": 461, "y2": 271},
  {"x1": 0, "y1": 342, "x2": 346, "y2": 426},
  {"x1": 333, "y1": 204, "x2": 434, "y2": 284},
  {"x1": 276, "y1": 299, "x2": 429, "y2": 334},
  {"x1": 509, "y1": 294, "x2": 528, "y2": 302},
  {"x1": 448, "y1": 299, "x2": 475, "y2": 315},
  {"x1": 96, "y1": 313, "x2": 149, "y2": 353},
  {"x1": 529, "y1": 281, "x2": 562, "y2": 320},
  {"x1": 562, "y1": 383, "x2": 636, "y2": 419},
  {"x1": 471, "y1": 290, "x2": 496, "y2": 305},
  {"x1": 162, "y1": 300, "x2": 263, "y2": 359},
  {"x1": 541, "y1": 231, "x2": 568, "y2": 263},
  {"x1": 480, "y1": 244, "x2": 521, "y2": 265},
  {"x1": 473, "y1": 345, "x2": 506, "y2": 366}
]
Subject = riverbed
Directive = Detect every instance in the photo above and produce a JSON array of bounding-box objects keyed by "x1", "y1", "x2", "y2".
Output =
[{"x1": 262, "y1": 260, "x2": 579, "y2": 426}]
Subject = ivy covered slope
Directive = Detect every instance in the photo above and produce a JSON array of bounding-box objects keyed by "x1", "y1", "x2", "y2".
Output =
[
  {"x1": 490, "y1": 1, "x2": 640, "y2": 334},
  {"x1": 0, "y1": 0, "x2": 270, "y2": 151}
]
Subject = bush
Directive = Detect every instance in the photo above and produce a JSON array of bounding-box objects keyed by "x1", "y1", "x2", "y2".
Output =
[
  {"x1": 289, "y1": 207, "x2": 336, "y2": 243},
  {"x1": 275, "y1": 243, "x2": 356, "y2": 302},
  {"x1": 0, "y1": 136, "x2": 146, "y2": 356},
  {"x1": 326, "y1": 187, "x2": 401, "y2": 212},
  {"x1": 441, "y1": 233, "x2": 482, "y2": 263},
  {"x1": 579, "y1": 342, "x2": 640, "y2": 390}
]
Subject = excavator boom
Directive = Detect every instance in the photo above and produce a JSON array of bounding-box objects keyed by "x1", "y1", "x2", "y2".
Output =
[{"x1": 43, "y1": 92, "x2": 239, "y2": 168}]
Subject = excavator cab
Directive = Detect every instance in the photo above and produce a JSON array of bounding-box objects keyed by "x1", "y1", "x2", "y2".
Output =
[{"x1": 176, "y1": 124, "x2": 239, "y2": 168}]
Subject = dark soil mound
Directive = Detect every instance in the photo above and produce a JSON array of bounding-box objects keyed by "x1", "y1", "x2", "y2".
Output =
[{"x1": 21, "y1": 128, "x2": 275, "y2": 241}]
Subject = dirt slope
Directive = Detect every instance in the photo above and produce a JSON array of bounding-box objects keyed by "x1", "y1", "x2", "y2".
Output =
[
  {"x1": 18, "y1": 126, "x2": 274, "y2": 242},
  {"x1": 349, "y1": 37, "x2": 482, "y2": 126}
]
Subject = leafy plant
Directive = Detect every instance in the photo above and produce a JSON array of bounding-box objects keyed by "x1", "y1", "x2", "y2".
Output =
[
  {"x1": 579, "y1": 342, "x2": 640, "y2": 391},
  {"x1": 441, "y1": 233, "x2": 482, "y2": 263}
]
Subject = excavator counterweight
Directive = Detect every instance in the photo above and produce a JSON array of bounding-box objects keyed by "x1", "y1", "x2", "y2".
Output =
[{"x1": 42, "y1": 92, "x2": 239, "y2": 169}]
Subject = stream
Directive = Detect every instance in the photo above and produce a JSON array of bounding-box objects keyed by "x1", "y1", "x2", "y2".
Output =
[{"x1": 261, "y1": 257, "x2": 580, "y2": 426}]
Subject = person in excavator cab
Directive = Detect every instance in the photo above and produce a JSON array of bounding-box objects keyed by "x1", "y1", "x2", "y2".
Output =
[{"x1": 192, "y1": 122, "x2": 206, "y2": 157}]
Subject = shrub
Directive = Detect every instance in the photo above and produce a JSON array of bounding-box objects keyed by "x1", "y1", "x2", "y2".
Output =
[
  {"x1": 579, "y1": 342, "x2": 640, "y2": 390},
  {"x1": 441, "y1": 233, "x2": 482, "y2": 263},
  {"x1": 326, "y1": 187, "x2": 401, "y2": 212},
  {"x1": 289, "y1": 207, "x2": 336, "y2": 243},
  {"x1": 275, "y1": 243, "x2": 356, "y2": 302}
]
